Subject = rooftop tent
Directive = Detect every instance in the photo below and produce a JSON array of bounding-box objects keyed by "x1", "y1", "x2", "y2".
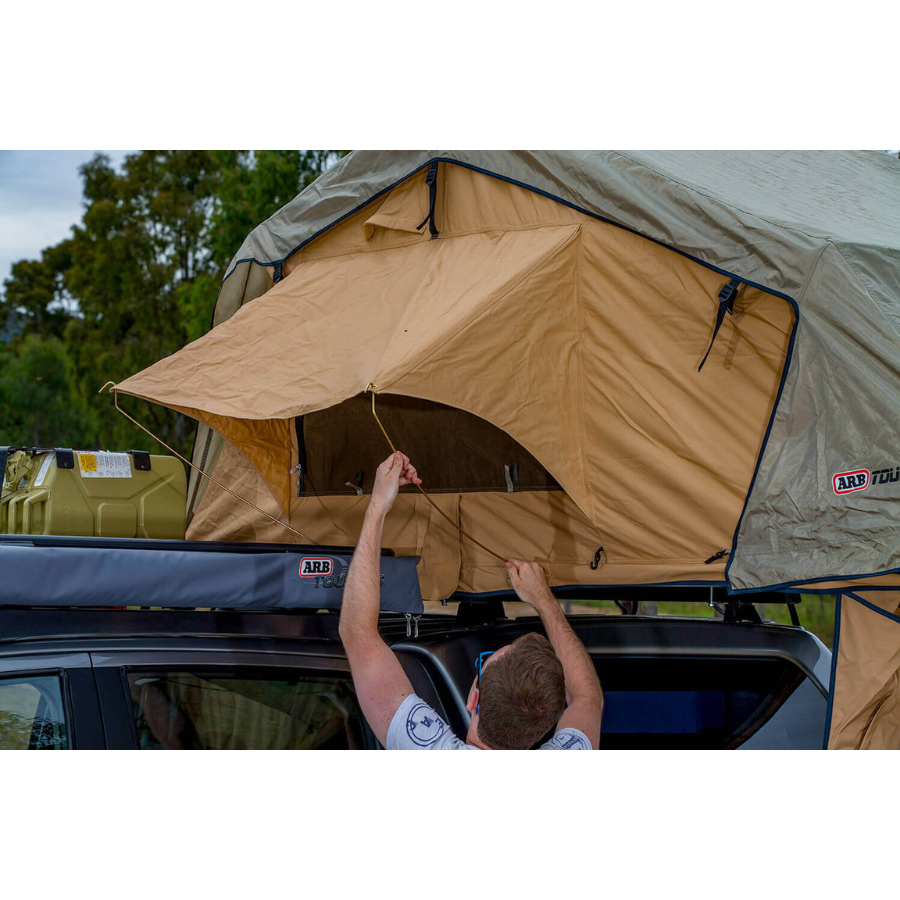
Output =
[
  {"x1": 116, "y1": 150, "x2": 900, "y2": 596},
  {"x1": 115, "y1": 151, "x2": 900, "y2": 748},
  {"x1": 116, "y1": 160, "x2": 799, "y2": 596}
]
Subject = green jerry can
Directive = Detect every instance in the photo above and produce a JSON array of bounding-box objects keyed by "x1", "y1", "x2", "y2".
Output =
[{"x1": 0, "y1": 448, "x2": 186, "y2": 539}]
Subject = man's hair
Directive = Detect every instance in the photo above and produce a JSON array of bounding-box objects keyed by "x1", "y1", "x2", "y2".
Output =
[{"x1": 478, "y1": 632, "x2": 566, "y2": 749}]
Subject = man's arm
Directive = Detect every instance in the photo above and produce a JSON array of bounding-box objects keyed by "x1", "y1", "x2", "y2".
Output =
[
  {"x1": 339, "y1": 452, "x2": 422, "y2": 746},
  {"x1": 506, "y1": 560, "x2": 604, "y2": 749}
]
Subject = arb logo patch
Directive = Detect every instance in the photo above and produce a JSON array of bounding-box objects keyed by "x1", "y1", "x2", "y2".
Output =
[
  {"x1": 833, "y1": 469, "x2": 870, "y2": 495},
  {"x1": 299, "y1": 557, "x2": 334, "y2": 577}
]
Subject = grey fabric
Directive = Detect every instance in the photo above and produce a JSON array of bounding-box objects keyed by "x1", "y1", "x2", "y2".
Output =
[
  {"x1": 212, "y1": 151, "x2": 900, "y2": 591},
  {"x1": 0, "y1": 543, "x2": 423, "y2": 613}
]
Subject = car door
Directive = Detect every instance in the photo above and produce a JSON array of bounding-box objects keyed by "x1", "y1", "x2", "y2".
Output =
[
  {"x1": 90, "y1": 647, "x2": 379, "y2": 750},
  {"x1": 0, "y1": 652, "x2": 105, "y2": 750}
]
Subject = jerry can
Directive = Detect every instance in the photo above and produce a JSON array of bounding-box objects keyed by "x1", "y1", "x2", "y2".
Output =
[{"x1": 1, "y1": 448, "x2": 186, "y2": 539}]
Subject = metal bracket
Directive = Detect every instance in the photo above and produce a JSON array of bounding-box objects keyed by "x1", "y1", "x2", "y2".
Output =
[
  {"x1": 723, "y1": 599, "x2": 763, "y2": 624},
  {"x1": 127, "y1": 450, "x2": 151, "y2": 471},
  {"x1": 54, "y1": 449, "x2": 75, "y2": 470}
]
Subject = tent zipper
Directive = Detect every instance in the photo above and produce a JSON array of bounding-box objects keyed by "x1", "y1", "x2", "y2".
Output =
[{"x1": 704, "y1": 549, "x2": 730, "y2": 564}]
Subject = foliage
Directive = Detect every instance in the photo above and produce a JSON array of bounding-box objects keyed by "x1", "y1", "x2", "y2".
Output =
[
  {"x1": 0, "y1": 334, "x2": 95, "y2": 447},
  {"x1": 0, "y1": 151, "x2": 345, "y2": 456}
]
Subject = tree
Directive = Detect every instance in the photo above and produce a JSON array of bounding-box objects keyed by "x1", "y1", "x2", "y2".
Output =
[
  {"x1": 0, "y1": 335, "x2": 94, "y2": 447},
  {"x1": 0, "y1": 150, "x2": 345, "y2": 458},
  {"x1": 3, "y1": 241, "x2": 74, "y2": 340}
]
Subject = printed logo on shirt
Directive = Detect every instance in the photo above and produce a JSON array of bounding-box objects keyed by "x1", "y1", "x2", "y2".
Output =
[
  {"x1": 406, "y1": 703, "x2": 445, "y2": 746},
  {"x1": 545, "y1": 730, "x2": 590, "y2": 750}
]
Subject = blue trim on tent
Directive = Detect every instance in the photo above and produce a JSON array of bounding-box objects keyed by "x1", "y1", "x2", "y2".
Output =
[
  {"x1": 453, "y1": 579, "x2": 731, "y2": 600},
  {"x1": 728, "y1": 566, "x2": 900, "y2": 596},
  {"x1": 822, "y1": 593, "x2": 842, "y2": 749},
  {"x1": 219, "y1": 159, "x2": 438, "y2": 285},
  {"x1": 843, "y1": 590, "x2": 900, "y2": 624},
  {"x1": 724, "y1": 300, "x2": 799, "y2": 588},
  {"x1": 220, "y1": 155, "x2": 804, "y2": 309}
]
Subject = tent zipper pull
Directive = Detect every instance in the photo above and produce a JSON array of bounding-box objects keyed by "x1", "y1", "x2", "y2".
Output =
[
  {"x1": 589, "y1": 546, "x2": 604, "y2": 570},
  {"x1": 273, "y1": 261, "x2": 284, "y2": 283},
  {"x1": 704, "y1": 548, "x2": 730, "y2": 564},
  {"x1": 416, "y1": 162, "x2": 440, "y2": 239},
  {"x1": 698, "y1": 278, "x2": 741, "y2": 372}
]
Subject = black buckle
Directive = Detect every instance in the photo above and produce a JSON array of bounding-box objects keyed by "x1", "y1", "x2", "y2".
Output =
[{"x1": 718, "y1": 280, "x2": 739, "y2": 313}]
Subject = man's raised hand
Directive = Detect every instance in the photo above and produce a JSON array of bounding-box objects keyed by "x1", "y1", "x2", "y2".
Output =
[
  {"x1": 370, "y1": 451, "x2": 422, "y2": 515},
  {"x1": 506, "y1": 559, "x2": 555, "y2": 610}
]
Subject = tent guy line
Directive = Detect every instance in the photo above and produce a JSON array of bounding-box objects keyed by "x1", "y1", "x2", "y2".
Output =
[
  {"x1": 100, "y1": 378, "x2": 512, "y2": 564},
  {"x1": 365, "y1": 384, "x2": 508, "y2": 563},
  {"x1": 99, "y1": 382, "x2": 319, "y2": 545}
]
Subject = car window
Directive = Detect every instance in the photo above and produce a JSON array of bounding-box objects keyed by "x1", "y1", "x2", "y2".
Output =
[
  {"x1": 594, "y1": 657, "x2": 807, "y2": 749},
  {"x1": 0, "y1": 674, "x2": 69, "y2": 750},
  {"x1": 127, "y1": 670, "x2": 370, "y2": 750}
]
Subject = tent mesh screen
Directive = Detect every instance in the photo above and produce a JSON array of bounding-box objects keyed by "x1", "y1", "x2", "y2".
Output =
[{"x1": 298, "y1": 393, "x2": 559, "y2": 496}]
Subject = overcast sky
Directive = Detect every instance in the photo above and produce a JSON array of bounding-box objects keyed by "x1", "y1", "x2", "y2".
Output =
[{"x1": 0, "y1": 150, "x2": 129, "y2": 295}]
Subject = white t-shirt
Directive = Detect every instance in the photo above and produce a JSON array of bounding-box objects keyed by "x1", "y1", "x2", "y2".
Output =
[{"x1": 387, "y1": 693, "x2": 592, "y2": 750}]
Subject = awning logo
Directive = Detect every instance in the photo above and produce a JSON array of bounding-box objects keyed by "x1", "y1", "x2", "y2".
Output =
[
  {"x1": 299, "y1": 557, "x2": 334, "y2": 577},
  {"x1": 833, "y1": 469, "x2": 870, "y2": 495}
]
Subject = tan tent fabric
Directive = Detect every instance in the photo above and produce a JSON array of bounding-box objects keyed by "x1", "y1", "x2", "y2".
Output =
[
  {"x1": 183, "y1": 150, "x2": 899, "y2": 592},
  {"x1": 119, "y1": 164, "x2": 790, "y2": 591},
  {"x1": 188, "y1": 435, "x2": 727, "y2": 599},
  {"x1": 828, "y1": 592, "x2": 900, "y2": 749}
]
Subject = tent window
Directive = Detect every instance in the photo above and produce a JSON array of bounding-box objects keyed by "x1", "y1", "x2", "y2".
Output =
[{"x1": 297, "y1": 393, "x2": 559, "y2": 496}]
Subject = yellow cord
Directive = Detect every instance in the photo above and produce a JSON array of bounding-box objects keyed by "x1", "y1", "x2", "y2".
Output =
[
  {"x1": 100, "y1": 383, "x2": 319, "y2": 544},
  {"x1": 365, "y1": 384, "x2": 507, "y2": 563}
]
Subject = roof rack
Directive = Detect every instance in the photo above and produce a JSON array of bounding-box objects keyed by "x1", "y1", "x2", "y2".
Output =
[{"x1": 447, "y1": 585, "x2": 802, "y2": 627}]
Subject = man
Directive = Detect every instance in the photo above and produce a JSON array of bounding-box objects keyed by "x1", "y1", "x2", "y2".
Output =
[{"x1": 339, "y1": 451, "x2": 604, "y2": 750}]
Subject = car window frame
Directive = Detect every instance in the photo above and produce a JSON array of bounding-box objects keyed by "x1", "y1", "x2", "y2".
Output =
[
  {"x1": 90, "y1": 649, "x2": 377, "y2": 750},
  {"x1": 0, "y1": 652, "x2": 103, "y2": 750}
]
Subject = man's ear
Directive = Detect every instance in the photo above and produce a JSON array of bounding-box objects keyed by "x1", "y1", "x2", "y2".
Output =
[{"x1": 466, "y1": 685, "x2": 479, "y2": 714}]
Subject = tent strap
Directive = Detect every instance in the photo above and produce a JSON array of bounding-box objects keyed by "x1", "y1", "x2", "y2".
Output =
[
  {"x1": 698, "y1": 279, "x2": 741, "y2": 372},
  {"x1": 416, "y1": 161, "x2": 440, "y2": 239}
]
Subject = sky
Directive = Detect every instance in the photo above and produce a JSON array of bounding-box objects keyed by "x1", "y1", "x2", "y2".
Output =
[{"x1": 0, "y1": 150, "x2": 129, "y2": 294}]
